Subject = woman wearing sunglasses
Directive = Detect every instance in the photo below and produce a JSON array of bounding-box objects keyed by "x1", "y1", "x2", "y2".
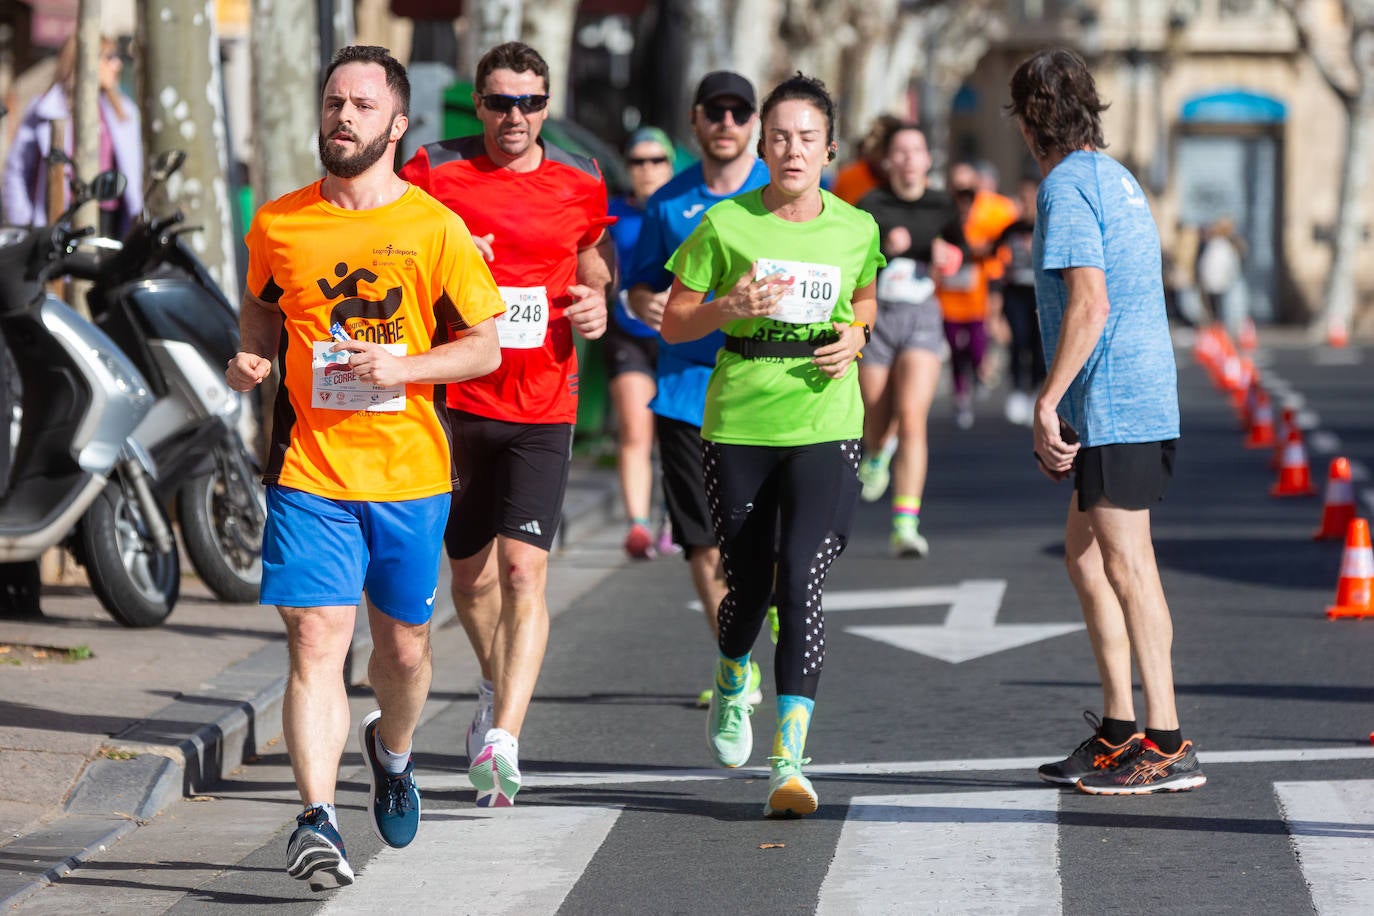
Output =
[
  {"x1": 605, "y1": 127, "x2": 677, "y2": 560},
  {"x1": 661, "y1": 74, "x2": 882, "y2": 819}
]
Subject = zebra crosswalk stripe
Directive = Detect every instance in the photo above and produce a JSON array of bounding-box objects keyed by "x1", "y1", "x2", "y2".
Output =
[
  {"x1": 320, "y1": 806, "x2": 621, "y2": 914},
  {"x1": 818, "y1": 791, "x2": 1060, "y2": 914},
  {"x1": 1273, "y1": 779, "x2": 1374, "y2": 916}
]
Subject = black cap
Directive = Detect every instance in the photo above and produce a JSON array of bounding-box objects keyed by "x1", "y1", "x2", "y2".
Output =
[{"x1": 694, "y1": 71, "x2": 756, "y2": 108}]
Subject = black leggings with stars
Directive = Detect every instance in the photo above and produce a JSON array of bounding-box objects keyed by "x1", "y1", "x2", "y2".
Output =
[{"x1": 702, "y1": 439, "x2": 862, "y2": 699}]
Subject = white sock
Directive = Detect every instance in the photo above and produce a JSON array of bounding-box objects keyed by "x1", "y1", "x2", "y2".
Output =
[
  {"x1": 881, "y1": 434, "x2": 898, "y2": 459},
  {"x1": 373, "y1": 731, "x2": 411, "y2": 775},
  {"x1": 308, "y1": 801, "x2": 339, "y2": 831},
  {"x1": 478, "y1": 678, "x2": 494, "y2": 698},
  {"x1": 484, "y1": 727, "x2": 518, "y2": 753}
]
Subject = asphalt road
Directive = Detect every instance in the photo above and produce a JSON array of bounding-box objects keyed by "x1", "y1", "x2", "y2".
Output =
[{"x1": 12, "y1": 336, "x2": 1374, "y2": 915}]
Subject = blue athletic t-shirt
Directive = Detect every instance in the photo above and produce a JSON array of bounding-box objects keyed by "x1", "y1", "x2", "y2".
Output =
[
  {"x1": 608, "y1": 196, "x2": 657, "y2": 338},
  {"x1": 1033, "y1": 150, "x2": 1179, "y2": 446},
  {"x1": 626, "y1": 159, "x2": 771, "y2": 427}
]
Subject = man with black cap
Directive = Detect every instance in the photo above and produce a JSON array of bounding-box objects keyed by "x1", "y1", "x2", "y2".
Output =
[{"x1": 626, "y1": 71, "x2": 771, "y2": 707}]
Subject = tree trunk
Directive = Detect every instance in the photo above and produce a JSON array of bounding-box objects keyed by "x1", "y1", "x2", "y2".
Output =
[
  {"x1": 250, "y1": 0, "x2": 321, "y2": 207},
  {"x1": 70, "y1": 1, "x2": 102, "y2": 237},
  {"x1": 521, "y1": 0, "x2": 576, "y2": 116},
  {"x1": 139, "y1": 1, "x2": 238, "y2": 303},
  {"x1": 465, "y1": 0, "x2": 522, "y2": 82},
  {"x1": 1323, "y1": 25, "x2": 1374, "y2": 340}
]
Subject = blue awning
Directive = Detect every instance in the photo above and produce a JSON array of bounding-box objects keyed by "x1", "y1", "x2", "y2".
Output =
[{"x1": 1181, "y1": 90, "x2": 1286, "y2": 124}]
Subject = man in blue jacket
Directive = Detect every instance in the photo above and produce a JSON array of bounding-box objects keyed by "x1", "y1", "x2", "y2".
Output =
[{"x1": 626, "y1": 71, "x2": 770, "y2": 707}]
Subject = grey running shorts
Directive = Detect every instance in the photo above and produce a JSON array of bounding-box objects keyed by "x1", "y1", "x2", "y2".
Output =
[{"x1": 864, "y1": 296, "x2": 945, "y2": 368}]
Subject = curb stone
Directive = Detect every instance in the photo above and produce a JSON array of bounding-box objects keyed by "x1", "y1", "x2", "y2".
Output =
[{"x1": 0, "y1": 468, "x2": 618, "y2": 908}]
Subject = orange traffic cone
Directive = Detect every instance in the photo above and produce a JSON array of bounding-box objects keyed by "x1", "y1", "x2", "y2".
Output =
[
  {"x1": 1270, "y1": 425, "x2": 1317, "y2": 497},
  {"x1": 1328, "y1": 318, "x2": 1349, "y2": 350},
  {"x1": 1314, "y1": 458, "x2": 1358, "y2": 540},
  {"x1": 1244, "y1": 388, "x2": 1276, "y2": 449},
  {"x1": 1238, "y1": 317, "x2": 1258, "y2": 353},
  {"x1": 1271, "y1": 407, "x2": 1295, "y2": 471},
  {"x1": 1227, "y1": 358, "x2": 1255, "y2": 414},
  {"x1": 1326, "y1": 518, "x2": 1374, "y2": 618}
]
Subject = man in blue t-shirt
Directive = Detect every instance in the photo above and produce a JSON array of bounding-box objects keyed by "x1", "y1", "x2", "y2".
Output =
[
  {"x1": 1009, "y1": 48, "x2": 1204, "y2": 796},
  {"x1": 626, "y1": 71, "x2": 770, "y2": 707}
]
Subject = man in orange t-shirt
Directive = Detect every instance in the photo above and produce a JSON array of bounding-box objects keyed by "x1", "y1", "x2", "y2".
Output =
[
  {"x1": 227, "y1": 46, "x2": 503, "y2": 889},
  {"x1": 937, "y1": 161, "x2": 1018, "y2": 428}
]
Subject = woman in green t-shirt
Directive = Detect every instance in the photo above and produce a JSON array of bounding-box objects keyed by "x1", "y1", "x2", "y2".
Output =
[{"x1": 661, "y1": 73, "x2": 883, "y2": 819}]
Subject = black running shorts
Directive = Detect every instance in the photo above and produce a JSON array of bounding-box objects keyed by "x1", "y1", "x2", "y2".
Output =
[
  {"x1": 603, "y1": 320, "x2": 658, "y2": 380},
  {"x1": 655, "y1": 414, "x2": 716, "y2": 553},
  {"x1": 1074, "y1": 439, "x2": 1178, "y2": 511},
  {"x1": 446, "y1": 410, "x2": 573, "y2": 557}
]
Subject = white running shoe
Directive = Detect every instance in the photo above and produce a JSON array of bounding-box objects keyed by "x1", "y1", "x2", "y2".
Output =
[
  {"x1": 466, "y1": 680, "x2": 494, "y2": 764},
  {"x1": 469, "y1": 727, "x2": 522, "y2": 807}
]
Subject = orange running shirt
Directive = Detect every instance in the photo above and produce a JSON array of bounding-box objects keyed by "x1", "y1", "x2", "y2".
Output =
[
  {"x1": 936, "y1": 190, "x2": 1019, "y2": 322},
  {"x1": 400, "y1": 137, "x2": 614, "y2": 424},
  {"x1": 246, "y1": 181, "x2": 505, "y2": 502},
  {"x1": 832, "y1": 159, "x2": 881, "y2": 206}
]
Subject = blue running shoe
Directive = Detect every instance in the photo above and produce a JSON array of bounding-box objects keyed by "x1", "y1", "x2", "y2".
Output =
[
  {"x1": 469, "y1": 727, "x2": 522, "y2": 807},
  {"x1": 358, "y1": 709, "x2": 421, "y2": 847},
  {"x1": 285, "y1": 806, "x2": 354, "y2": 891}
]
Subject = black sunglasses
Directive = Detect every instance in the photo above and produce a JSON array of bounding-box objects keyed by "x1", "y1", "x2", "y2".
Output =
[
  {"x1": 627, "y1": 156, "x2": 670, "y2": 167},
  {"x1": 480, "y1": 93, "x2": 550, "y2": 114},
  {"x1": 700, "y1": 101, "x2": 754, "y2": 124}
]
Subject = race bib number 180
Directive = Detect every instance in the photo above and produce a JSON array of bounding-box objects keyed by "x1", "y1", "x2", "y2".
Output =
[
  {"x1": 756, "y1": 258, "x2": 841, "y2": 325},
  {"x1": 496, "y1": 286, "x2": 550, "y2": 349}
]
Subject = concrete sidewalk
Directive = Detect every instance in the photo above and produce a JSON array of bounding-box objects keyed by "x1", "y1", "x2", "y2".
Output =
[{"x1": 0, "y1": 463, "x2": 620, "y2": 908}]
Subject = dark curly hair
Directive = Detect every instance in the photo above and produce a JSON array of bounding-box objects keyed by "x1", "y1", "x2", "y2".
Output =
[
  {"x1": 757, "y1": 72, "x2": 837, "y2": 162},
  {"x1": 324, "y1": 45, "x2": 410, "y2": 116},
  {"x1": 1007, "y1": 48, "x2": 1108, "y2": 160}
]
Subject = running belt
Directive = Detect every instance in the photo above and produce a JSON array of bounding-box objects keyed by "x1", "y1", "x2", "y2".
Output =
[{"x1": 724, "y1": 333, "x2": 839, "y2": 359}]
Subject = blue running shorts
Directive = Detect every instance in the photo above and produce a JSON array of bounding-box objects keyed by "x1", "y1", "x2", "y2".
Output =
[{"x1": 260, "y1": 486, "x2": 449, "y2": 624}]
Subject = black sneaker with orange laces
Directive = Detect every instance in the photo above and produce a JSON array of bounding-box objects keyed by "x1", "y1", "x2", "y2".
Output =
[
  {"x1": 1076, "y1": 738, "x2": 1207, "y2": 795},
  {"x1": 1037, "y1": 711, "x2": 1144, "y2": 785}
]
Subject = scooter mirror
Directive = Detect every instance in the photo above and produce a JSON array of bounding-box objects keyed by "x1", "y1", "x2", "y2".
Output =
[
  {"x1": 89, "y1": 170, "x2": 128, "y2": 203},
  {"x1": 151, "y1": 150, "x2": 185, "y2": 183}
]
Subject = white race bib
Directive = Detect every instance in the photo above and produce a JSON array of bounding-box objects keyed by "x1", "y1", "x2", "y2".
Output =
[
  {"x1": 876, "y1": 257, "x2": 936, "y2": 306},
  {"x1": 311, "y1": 341, "x2": 407, "y2": 412},
  {"x1": 756, "y1": 258, "x2": 841, "y2": 325},
  {"x1": 495, "y1": 286, "x2": 550, "y2": 349}
]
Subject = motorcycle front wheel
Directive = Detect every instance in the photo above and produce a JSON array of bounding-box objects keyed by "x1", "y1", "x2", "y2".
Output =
[
  {"x1": 177, "y1": 442, "x2": 264, "y2": 604},
  {"x1": 78, "y1": 478, "x2": 181, "y2": 627}
]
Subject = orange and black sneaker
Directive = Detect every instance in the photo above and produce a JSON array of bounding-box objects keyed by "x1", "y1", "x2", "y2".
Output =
[
  {"x1": 1037, "y1": 711, "x2": 1143, "y2": 785},
  {"x1": 1076, "y1": 738, "x2": 1207, "y2": 795}
]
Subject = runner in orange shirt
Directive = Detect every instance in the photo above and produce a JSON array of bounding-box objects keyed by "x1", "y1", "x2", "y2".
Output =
[
  {"x1": 227, "y1": 45, "x2": 503, "y2": 889},
  {"x1": 936, "y1": 161, "x2": 1018, "y2": 428}
]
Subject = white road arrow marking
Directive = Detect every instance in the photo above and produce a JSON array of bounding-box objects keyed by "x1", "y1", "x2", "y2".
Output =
[{"x1": 840, "y1": 579, "x2": 1084, "y2": 663}]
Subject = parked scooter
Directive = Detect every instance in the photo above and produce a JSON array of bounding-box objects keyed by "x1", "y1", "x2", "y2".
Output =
[
  {"x1": 72, "y1": 149, "x2": 265, "y2": 605},
  {"x1": 0, "y1": 166, "x2": 181, "y2": 626}
]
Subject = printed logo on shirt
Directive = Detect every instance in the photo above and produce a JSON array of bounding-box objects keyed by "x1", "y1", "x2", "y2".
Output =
[
  {"x1": 1121, "y1": 176, "x2": 1145, "y2": 208},
  {"x1": 682, "y1": 203, "x2": 706, "y2": 219},
  {"x1": 319, "y1": 261, "x2": 407, "y2": 345}
]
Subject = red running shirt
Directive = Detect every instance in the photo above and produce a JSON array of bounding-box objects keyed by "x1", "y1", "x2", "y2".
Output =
[{"x1": 400, "y1": 137, "x2": 613, "y2": 424}]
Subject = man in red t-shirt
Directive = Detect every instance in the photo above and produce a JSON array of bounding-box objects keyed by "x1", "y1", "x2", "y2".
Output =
[{"x1": 398, "y1": 41, "x2": 612, "y2": 808}]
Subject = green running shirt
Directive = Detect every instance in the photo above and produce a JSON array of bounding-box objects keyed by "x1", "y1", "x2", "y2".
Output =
[{"x1": 667, "y1": 188, "x2": 884, "y2": 447}]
